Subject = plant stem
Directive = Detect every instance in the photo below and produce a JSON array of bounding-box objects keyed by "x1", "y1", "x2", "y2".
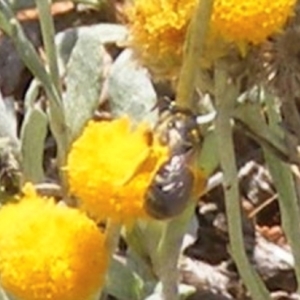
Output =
[
  {"x1": 158, "y1": 0, "x2": 214, "y2": 294},
  {"x1": 214, "y1": 62, "x2": 271, "y2": 299},
  {"x1": 0, "y1": 1, "x2": 57, "y2": 102},
  {"x1": 35, "y1": 0, "x2": 61, "y2": 97},
  {"x1": 34, "y1": 0, "x2": 69, "y2": 169},
  {"x1": 105, "y1": 221, "x2": 121, "y2": 254},
  {"x1": 153, "y1": 205, "x2": 195, "y2": 300},
  {"x1": 176, "y1": 0, "x2": 214, "y2": 109},
  {"x1": 101, "y1": 220, "x2": 121, "y2": 298},
  {"x1": 264, "y1": 91, "x2": 300, "y2": 293},
  {"x1": 0, "y1": 1, "x2": 68, "y2": 169}
]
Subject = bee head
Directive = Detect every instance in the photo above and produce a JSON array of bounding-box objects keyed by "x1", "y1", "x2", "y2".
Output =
[{"x1": 154, "y1": 104, "x2": 201, "y2": 155}]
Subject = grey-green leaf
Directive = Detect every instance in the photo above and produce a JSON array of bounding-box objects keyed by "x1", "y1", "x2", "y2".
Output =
[
  {"x1": 6, "y1": 0, "x2": 35, "y2": 11},
  {"x1": 20, "y1": 105, "x2": 47, "y2": 183},
  {"x1": 56, "y1": 24, "x2": 128, "y2": 145},
  {"x1": 108, "y1": 49, "x2": 158, "y2": 126},
  {"x1": 104, "y1": 257, "x2": 144, "y2": 300}
]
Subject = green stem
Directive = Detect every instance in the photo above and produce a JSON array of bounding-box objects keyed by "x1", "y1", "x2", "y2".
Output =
[
  {"x1": 264, "y1": 91, "x2": 300, "y2": 293},
  {"x1": 105, "y1": 220, "x2": 122, "y2": 258},
  {"x1": 0, "y1": 1, "x2": 68, "y2": 169},
  {"x1": 176, "y1": 0, "x2": 214, "y2": 109},
  {"x1": 34, "y1": 0, "x2": 69, "y2": 169},
  {"x1": 153, "y1": 205, "x2": 195, "y2": 300},
  {"x1": 0, "y1": 1, "x2": 57, "y2": 102},
  {"x1": 35, "y1": 0, "x2": 61, "y2": 97},
  {"x1": 214, "y1": 62, "x2": 270, "y2": 299},
  {"x1": 102, "y1": 220, "x2": 122, "y2": 296}
]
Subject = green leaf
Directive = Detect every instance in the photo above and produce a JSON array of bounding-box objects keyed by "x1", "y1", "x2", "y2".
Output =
[
  {"x1": 0, "y1": 2, "x2": 60, "y2": 104},
  {"x1": 263, "y1": 91, "x2": 300, "y2": 293},
  {"x1": 233, "y1": 102, "x2": 289, "y2": 162},
  {"x1": 20, "y1": 105, "x2": 47, "y2": 183},
  {"x1": 144, "y1": 284, "x2": 195, "y2": 300},
  {"x1": 107, "y1": 49, "x2": 158, "y2": 126},
  {"x1": 56, "y1": 24, "x2": 128, "y2": 69},
  {"x1": 124, "y1": 219, "x2": 166, "y2": 270},
  {"x1": 7, "y1": 0, "x2": 105, "y2": 11},
  {"x1": 6, "y1": 0, "x2": 36, "y2": 10},
  {"x1": 104, "y1": 256, "x2": 144, "y2": 300},
  {"x1": 55, "y1": 24, "x2": 128, "y2": 144}
]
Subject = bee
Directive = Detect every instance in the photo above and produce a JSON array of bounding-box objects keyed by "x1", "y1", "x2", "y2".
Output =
[{"x1": 144, "y1": 103, "x2": 203, "y2": 220}]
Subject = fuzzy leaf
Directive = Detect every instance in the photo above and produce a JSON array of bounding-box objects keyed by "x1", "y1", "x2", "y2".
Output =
[
  {"x1": 105, "y1": 257, "x2": 144, "y2": 300},
  {"x1": 108, "y1": 49, "x2": 158, "y2": 126},
  {"x1": 20, "y1": 105, "x2": 47, "y2": 183},
  {"x1": 56, "y1": 24, "x2": 128, "y2": 144}
]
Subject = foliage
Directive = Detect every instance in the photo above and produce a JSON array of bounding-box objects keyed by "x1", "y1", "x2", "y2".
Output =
[{"x1": 0, "y1": 0, "x2": 299, "y2": 300}]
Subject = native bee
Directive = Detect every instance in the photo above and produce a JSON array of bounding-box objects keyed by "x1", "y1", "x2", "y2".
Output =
[{"x1": 144, "y1": 103, "x2": 203, "y2": 219}]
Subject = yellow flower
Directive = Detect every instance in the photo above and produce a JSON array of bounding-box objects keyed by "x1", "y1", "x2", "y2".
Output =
[
  {"x1": 0, "y1": 183, "x2": 107, "y2": 300},
  {"x1": 126, "y1": 0, "x2": 195, "y2": 78},
  {"x1": 67, "y1": 116, "x2": 169, "y2": 223},
  {"x1": 126, "y1": 0, "x2": 296, "y2": 74},
  {"x1": 211, "y1": 0, "x2": 296, "y2": 50}
]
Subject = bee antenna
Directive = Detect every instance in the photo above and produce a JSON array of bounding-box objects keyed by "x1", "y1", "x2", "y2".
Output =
[{"x1": 152, "y1": 97, "x2": 174, "y2": 113}]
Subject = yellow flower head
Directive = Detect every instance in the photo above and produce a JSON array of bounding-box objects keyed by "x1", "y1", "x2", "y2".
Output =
[
  {"x1": 67, "y1": 116, "x2": 169, "y2": 223},
  {"x1": 126, "y1": 0, "x2": 296, "y2": 74},
  {"x1": 126, "y1": 0, "x2": 195, "y2": 78},
  {"x1": 0, "y1": 183, "x2": 107, "y2": 300},
  {"x1": 212, "y1": 0, "x2": 296, "y2": 49}
]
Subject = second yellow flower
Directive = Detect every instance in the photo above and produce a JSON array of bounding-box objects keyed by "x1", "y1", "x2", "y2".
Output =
[{"x1": 67, "y1": 116, "x2": 169, "y2": 223}]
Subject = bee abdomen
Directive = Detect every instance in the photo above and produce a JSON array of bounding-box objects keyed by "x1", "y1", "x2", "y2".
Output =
[{"x1": 144, "y1": 156, "x2": 194, "y2": 219}]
